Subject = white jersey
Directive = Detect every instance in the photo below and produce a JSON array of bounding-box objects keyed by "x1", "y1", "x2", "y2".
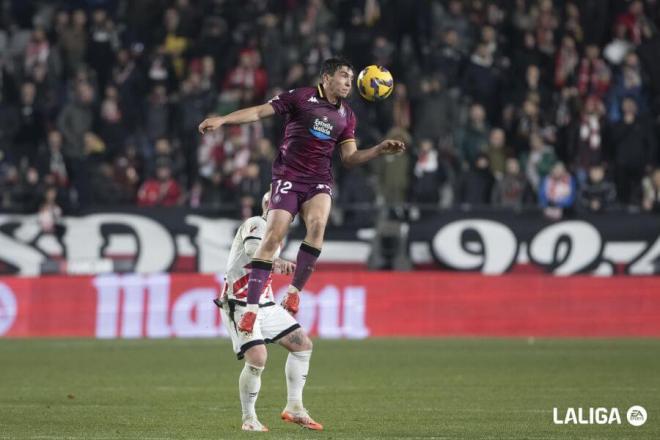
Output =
[{"x1": 222, "y1": 216, "x2": 280, "y2": 304}]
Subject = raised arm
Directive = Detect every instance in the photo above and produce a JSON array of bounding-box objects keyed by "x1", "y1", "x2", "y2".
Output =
[
  {"x1": 339, "y1": 139, "x2": 406, "y2": 168},
  {"x1": 198, "y1": 103, "x2": 276, "y2": 134}
]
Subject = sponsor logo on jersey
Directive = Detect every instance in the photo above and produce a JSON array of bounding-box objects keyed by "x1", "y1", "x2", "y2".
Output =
[
  {"x1": 307, "y1": 96, "x2": 319, "y2": 103},
  {"x1": 309, "y1": 118, "x2": 333, "y2": 140}
]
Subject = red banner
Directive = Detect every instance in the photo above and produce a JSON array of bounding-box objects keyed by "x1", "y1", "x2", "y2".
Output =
[{"x1": 1, "y1": 273, "x2": 659, "y2": 338}]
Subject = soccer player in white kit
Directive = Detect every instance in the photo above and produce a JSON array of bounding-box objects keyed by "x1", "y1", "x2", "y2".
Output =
[{"x1": 215, "y1": 192, "x2": 323, "y2": 432}]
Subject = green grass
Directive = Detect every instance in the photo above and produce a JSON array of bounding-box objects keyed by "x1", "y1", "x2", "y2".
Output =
[{"x1": 1, "y1": 339, "x2": 659, "y2": 439}]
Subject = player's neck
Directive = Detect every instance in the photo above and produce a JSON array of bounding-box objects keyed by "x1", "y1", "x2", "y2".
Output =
[{"x1": 321, "y1": 83, "x2": 339, "y2": 105}]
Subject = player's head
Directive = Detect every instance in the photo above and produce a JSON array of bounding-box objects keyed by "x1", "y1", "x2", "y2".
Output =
[
  {"x1": 320, "y1": 57, "x2": 354, "y2": 99},
  {"x1": 261, "y1": 191, "x2": 271, "y2": 217}
]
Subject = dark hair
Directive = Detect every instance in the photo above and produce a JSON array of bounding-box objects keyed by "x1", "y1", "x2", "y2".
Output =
[{"x1": 320, "y1": 57, "x2": 354, "y2": 78}]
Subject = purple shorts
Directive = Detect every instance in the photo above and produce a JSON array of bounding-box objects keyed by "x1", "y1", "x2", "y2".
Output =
[{"x1": 269, "y1": 179, "x2": 333, "y2": 217}]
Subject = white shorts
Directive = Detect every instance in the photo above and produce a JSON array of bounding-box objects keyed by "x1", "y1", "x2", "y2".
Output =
[{"x1": 220, "y1": 300, "x2": 300, "y2": 360}]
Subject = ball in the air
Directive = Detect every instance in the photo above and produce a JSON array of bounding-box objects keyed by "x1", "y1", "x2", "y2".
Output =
[{"x1": 357, "y1": 65, "x2": 394, "y2": 102}]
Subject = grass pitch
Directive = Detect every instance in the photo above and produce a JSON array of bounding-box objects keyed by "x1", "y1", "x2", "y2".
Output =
[{"x1": 1, "y1": 338, "x2": 659, "y2": 439}]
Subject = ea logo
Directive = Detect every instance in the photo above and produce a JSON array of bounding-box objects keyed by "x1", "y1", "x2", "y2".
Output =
[
  {"x1": 627, "y1": 406, "x2": 647, "y2": 427},
  {"x1": 0, "y1": 283, "x2": 17, "y2": 335}
]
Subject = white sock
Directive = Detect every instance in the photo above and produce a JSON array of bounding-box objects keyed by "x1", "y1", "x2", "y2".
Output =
[
  {"x1": 285, "y1": 350, "x2": 312, "y2": 412},
  {"x1": 239, "y1": 363, "x2": 264, "y2": 420}
]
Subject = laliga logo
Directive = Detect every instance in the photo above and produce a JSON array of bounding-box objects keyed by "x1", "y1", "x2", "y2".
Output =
[{"x1": 553, "y1": 406, "x2": 647, "y2": 426}]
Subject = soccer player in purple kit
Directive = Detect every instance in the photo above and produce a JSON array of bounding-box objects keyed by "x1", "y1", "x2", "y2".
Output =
[{"x1": 199, "y1": 57, "x2": 405, "y2": 430}]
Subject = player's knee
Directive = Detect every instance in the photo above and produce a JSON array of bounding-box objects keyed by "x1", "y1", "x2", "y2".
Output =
[
  {"x1": 306, "y1": 216, "x2": 327, "y2": 238},
  {"x1": 262, "y1": 230, "x2": 285, "y2": 251},
  {"x1": 302, "y1": 335, "x2": 313, "y2": 351},
  {"x1": 244, "y1": 344, "x2": 267, "y2": 367}
]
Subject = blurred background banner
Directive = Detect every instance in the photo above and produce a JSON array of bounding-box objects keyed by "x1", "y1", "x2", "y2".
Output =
[
  {"x1": 1, "y1": 209, "x2": 659, "y2": 276},
  {"x1": 2, "y1": 272, "x2": 660, "y2": 339}
]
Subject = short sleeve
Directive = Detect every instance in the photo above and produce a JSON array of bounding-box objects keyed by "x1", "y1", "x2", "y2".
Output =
[
  {"x1": 337, "y1": 111, "x2": 356, "y2": 145},
  {"x1": 240, "y1": 217, "x2": 266, "y2": 243},
  {"x1": 268, "y1": 88, "x2": 299, "y2": 115}
]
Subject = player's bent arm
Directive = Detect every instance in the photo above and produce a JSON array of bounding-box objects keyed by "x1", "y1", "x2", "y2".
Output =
[
  {"x1": 198, "y1": 103, "x2": 275, "y2": 133},
  {"x1": 339, "y1": 139, "x2": 406, "y2": 168}
]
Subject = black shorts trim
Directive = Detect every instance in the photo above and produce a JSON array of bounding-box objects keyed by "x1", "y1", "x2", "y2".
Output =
[
  {"x1": 237, "y1": 339, "x2": 266, "y2": 360},
  {"x1": 243, "y1": 236, "x2": 261, "y2": 243},
  {"x1": 265, "y1": 324, "x2": 301, "y2": 344}
]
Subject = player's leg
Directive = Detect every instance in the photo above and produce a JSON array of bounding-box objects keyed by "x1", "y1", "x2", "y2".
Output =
[
  {"x1": 283, "y1": 192, "x2": 331, "y2": 306},
  {"x1": 240, "y1": 208, "x2": 293, "y2": 331},
  {"x1": 278, "y1": 328, "x2": 323, "y2": 430},
  {"x1": 220, "y1": 302, "x2": 270, "y2": 432},
  {"x1": 239, "y1": 344, "x2": 269, "y2": 431}
]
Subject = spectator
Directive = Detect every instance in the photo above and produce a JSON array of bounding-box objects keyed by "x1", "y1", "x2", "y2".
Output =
[
  {"x1": 412, "y1": 76, "x2": 455, "y2": 145},
  {"x1": 144, "y1": 85, "x2": 171, "y2": 145},
  {"x1": 577, "y1": 44, "x2": 611, "y2": 98},
  {"x1": 89, "y1": 162, "x2": 128, "y2": 205},
  {"x1": 197, "y1": 170, "x2": 236, "y2": 210},
  {"x1": 37, "y1": 130, "x2": 68, "y2": 188},
  {"x1": 428, "y1": 28, "x2": 464, "y2": 89},
  {"x1": 305, "y1": 33, "x2": 334, "y2": 79},
  {"x1": 567, "y1": 95, "x2": 606, "y2": 181},
  {"x1": 87, "y1": 9, "x2": 120, "y2": 91},
  {"x1": 462, "y1": 42, "x2": 500, "y2": 123},
  {"x1": 539, "y1": 162, "x2": 576, "y2": 220},
  {"x1": 609, "y1": 97, "x2": 658, "y2": 204},
  {"x1": 579, "y1": 164, "x2": 616, "y2": 213},
  {"x1": 58, "y1": 10, "x2": 87, "y2": 78},
  {"x1": 222, "y1": 48, "x2": 268, "y2": 109},
  {"x1": 338, "y1": 166, "x2": 376, "y2": 227},
  {"x1": 456, "y1": 154, "x2": 495, "y2": 206},
  {"x1": 523, "y1": 132, "x2": 557, "y2": 191},
  {"x1": 372, "y1": 128, "x2": 411, "y2": 206},
  {"x1": 391, "y1": 83, "x2": 411, "y2": 131},
  {"x1": 607, "y1": 52, "x2": 646, "y2": 122},
  {"x1": 455, "y1": 103, "x2": 489, "y2": 169},
  {"x1": 412, "y1": 139, "x2": 442, "y2": 205},
  {"x1": 13, "y1": 81, "x2": 45, "y2": 166},
  {"x1": 238, "y1": 162, "x2": 263, "y2": 218},
  {"x1": 554, "y1": 35, "x2": 579, "y2": 89},
  {"x1": 57, "y1": 82, "x2": 95, "y2": 161},
  {"x1": 24, "y1": 26, "x2": 49, "y2": 74},
  {"x1": 137, "y1": 159, "x2": 183, "y2": 207},
  {"x1": 177, "y1": 71, "x2": 214, "y2": 183},
  {"x1": 615, "y1": 0, "x2": 653, "y2": 45},
  {"x1": 642, "y1": 167, "x2": 660, "y2": 212},
  {"x1": 486, "y1": 128, "x2": 509, "y2": 178},
  {"x1": 604, "y1": 22, "x2": 634, "y2": 66},
  {"x1": 492, "y1": 158, "x2": 531, "y2": 209},
  {"x1": 37, "y1": 186, "x2": 62, "y2": 234},
  {"x1": 98, "y1": 85, "x2": 126, "y2": 156}
]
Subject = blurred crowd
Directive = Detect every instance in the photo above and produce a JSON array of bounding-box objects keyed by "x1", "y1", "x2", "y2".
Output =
[{"x1": 1, "y1": 0, "x2": 660, "y2": 226}]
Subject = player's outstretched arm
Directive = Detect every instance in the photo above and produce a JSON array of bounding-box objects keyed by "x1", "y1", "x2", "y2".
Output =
[
  {"x1": 339, "y1": 139, "x2": 406, "y2": 168},
  {"x1": 198, "y1": 103, "x2": 276, "y2": 134}
]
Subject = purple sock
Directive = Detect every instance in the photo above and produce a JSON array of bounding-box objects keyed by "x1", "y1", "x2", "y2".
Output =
[
  {"x1": 247, "y1": 259, "x2": 273, "y2": 304},
  {"x1": 291, "y1": 242, "x2": 321, "y2": 291}
]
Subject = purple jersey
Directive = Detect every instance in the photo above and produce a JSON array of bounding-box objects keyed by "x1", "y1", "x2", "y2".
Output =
[{"x1": 268, "y1": 85, "x2": 356, "y2": 184}]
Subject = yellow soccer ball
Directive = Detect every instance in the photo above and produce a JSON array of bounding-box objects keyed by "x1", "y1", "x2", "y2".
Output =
[{"x1": 357, "y1": 65, "x2": 394, "y2": 101}]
